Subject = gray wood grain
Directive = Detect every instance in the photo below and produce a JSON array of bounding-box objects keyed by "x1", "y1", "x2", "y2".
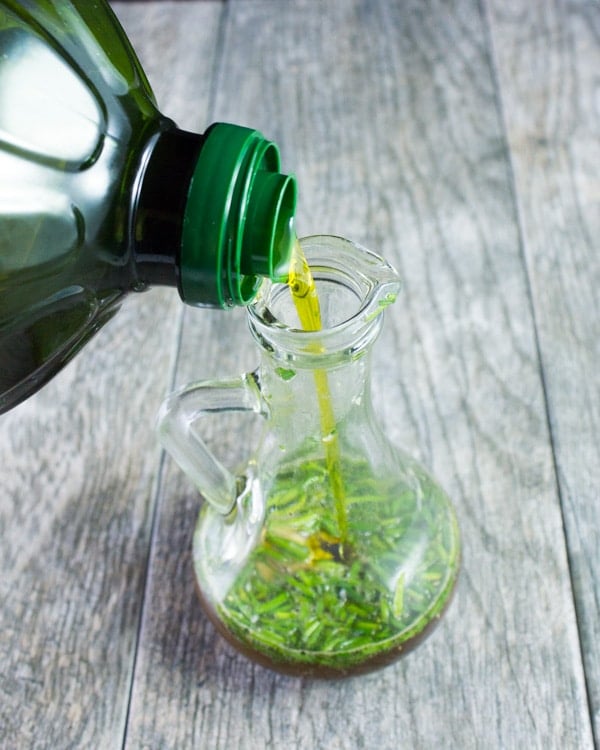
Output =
[
  {"x1": 485, "y1": 0, "x2": 600, "y2": 741},
  {"x1": 0, "y1": 3, "x2": 221, "y2": 748},
  {"x1": 123, "y1": 2, "x2": 593, "y2": 749},
  {"x1": 1, "y1": 1, "x2": 596, "y2": 748}
]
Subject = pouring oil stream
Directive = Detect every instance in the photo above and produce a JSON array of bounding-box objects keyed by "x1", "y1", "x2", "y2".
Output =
[{"x1": 287, "y1": 239, "x2": 349, "y2": 546}]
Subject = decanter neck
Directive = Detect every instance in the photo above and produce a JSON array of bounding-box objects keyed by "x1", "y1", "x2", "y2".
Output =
[{"x1": 258, "y1": 344, "x2": 375, "y2": 429}]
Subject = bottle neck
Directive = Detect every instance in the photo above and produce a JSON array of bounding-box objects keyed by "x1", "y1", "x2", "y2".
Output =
[
  {"x1": 131, "y1": 126, "x2": 203, "y2": 290},
  {"x1": 130, "y1": 123, "x2": 297, "y2": 308}
]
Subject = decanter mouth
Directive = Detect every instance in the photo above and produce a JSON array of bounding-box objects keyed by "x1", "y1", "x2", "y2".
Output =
[{"x1": 248, "y1": 235, "x2": 400, "y2": 364}]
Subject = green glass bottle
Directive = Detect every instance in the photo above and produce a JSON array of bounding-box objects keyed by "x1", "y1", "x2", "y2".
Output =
[{"x1": 0, "y1": 0, "x2": 297, "y2": 413}]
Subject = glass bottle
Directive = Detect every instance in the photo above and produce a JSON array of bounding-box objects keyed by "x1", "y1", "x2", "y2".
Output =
[
  {"x1": 157, "y1": 236, "x2": 460, "y2": 677},
  {"x1": 0, "y1": 0, "x2": 296, "y2": 413}
]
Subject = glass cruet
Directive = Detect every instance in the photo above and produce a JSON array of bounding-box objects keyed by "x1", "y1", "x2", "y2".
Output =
[{"x1": 157, "y1": 235, "x2": 460, "y2": 677}]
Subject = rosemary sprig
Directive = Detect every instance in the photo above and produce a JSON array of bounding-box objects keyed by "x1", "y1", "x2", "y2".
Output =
[{"x1": 208, "y1": 458, "x2": 460, "y2": 672}]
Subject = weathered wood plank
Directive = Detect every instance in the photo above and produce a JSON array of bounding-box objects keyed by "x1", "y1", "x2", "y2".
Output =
[
  {"x1": 125, "y1": 1, "x2": 592, "y2": 748},
  {"x1": 0, "y1": 3, "x2": 221, "y2": 748},
  {"x1": 485, "y1": 0, "x2": 600, "y2": 741}
]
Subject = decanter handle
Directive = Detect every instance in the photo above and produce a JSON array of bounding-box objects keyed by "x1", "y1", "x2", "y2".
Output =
[{"x1": 156, "y1": 372, "x2": 263, "y2": 515}]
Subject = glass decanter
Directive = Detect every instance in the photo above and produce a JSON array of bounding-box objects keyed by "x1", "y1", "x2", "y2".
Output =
[{"x1": 157, "y1": 235, "x2": 460, "y2": 677}]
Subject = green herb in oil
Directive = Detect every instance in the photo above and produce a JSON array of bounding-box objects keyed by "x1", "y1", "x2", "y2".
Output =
[{"x1": 211, "y1": 458, "x2": 459, "y2": 672}]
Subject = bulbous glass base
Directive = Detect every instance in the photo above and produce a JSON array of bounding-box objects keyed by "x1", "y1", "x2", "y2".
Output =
[{"x1": 193, "y1": 454, "x2": 460, "y2": 677}]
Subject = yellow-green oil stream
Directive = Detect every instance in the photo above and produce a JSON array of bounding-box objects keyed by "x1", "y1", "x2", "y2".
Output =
[{"x1": 287, "y1": 239, "x2": 349, "y2": 544}]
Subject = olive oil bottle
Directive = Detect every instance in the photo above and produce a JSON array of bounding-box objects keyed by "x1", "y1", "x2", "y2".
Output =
[{"x1": 0, "y1": 0, "x2": 296, "y2": 413}]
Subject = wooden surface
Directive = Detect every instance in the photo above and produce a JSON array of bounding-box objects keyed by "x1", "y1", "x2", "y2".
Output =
[{"x1": 1, "y1": 1, "x2": 598, "y2": 747}]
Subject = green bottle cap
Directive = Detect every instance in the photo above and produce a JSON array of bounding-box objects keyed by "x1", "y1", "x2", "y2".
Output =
[{"x1": 180, "y1": 123, "x2": 297, "y2": 307}]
